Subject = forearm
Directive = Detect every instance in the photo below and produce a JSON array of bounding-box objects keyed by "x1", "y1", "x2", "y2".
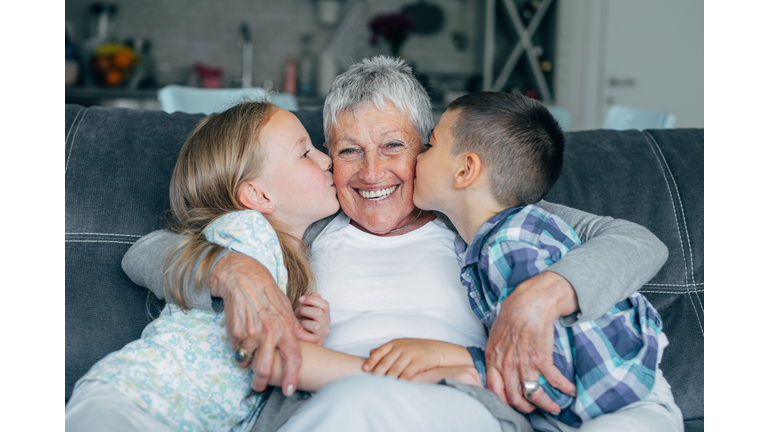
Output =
[
  {"x1": 436, "y1": 342, "x2": 475, "y2": 368},
  {"x1": 268, "y1": 342, "x2": 366, "y2": 392},
  {"x1": 122, "y1": 229, "x2": 230, "y2": 311},
  {"x1": 538, "y1": 200, "x2": 668, "y2": 323}
]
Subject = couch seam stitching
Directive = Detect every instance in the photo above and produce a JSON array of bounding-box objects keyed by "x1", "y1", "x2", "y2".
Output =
[
  {"x1": 65, "y1": 240, "x2": 136, "y2": 245},
  {"x1": 65, "y1": 232, "x2": 143, "y2": 238},
  {"x1": 65, "y1": 108, "x2": 88, "y2": 174},
  {"x1": 65, "y1": 106, "x2": 84, "y2": 144},
  {"x1": 639, "y1": 289, "x2": 704, "y2": 294},
  {"x1": 645, "y1": 132, "x2": 703, "y2": 315},
  {"x1": 645, "y1": 282, "x2": 704, "y2": 287},
  {"x1": 644, "y1": 131, "x2": 703, "y2": 336}
]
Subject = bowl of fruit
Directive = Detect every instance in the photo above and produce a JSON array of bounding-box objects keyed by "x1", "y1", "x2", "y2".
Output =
[{"x1": 91, "y1": 43, "x2": 140, "y2": 87}]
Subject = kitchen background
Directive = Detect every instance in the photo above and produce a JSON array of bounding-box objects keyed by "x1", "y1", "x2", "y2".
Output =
[{"x1": 64, "y1": 0, "x2": 704, "y2": 130}]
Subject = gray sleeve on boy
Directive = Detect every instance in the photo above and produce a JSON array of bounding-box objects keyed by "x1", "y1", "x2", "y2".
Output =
[{"x1": 537, "y1": 200, "x2": 668, "y2": 326}]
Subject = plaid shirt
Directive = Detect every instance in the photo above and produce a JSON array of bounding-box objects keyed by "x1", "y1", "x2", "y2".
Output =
[{"x1": 458, "y1": 205, "x2": 667, "y2": 427}]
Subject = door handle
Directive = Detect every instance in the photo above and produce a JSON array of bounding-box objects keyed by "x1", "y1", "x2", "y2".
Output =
[{"x1": 608, "y1": 78, "x2": 637, "y2": 87}]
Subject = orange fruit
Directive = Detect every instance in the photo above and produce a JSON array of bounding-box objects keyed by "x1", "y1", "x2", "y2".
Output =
[
  {"x1": 113, "y1": 49, "x2": 134, "y2": 69},
  {"x1": 104, "y1": 69, "x2": 123, "y2": 86},
  {"x1": 93, "y1": 55, "x2": 111, "y2": 71}
]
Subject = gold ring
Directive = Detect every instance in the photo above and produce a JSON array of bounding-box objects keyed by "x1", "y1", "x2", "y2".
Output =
[{"x1": 235, "y1": 346, "x2": 254, "y2": 363}]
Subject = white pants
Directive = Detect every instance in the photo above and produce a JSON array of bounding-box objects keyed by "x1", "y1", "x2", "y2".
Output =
[
  {"x1": 65, "y1": 380, "x2": 175, "y2": 432},
  {"x1": 277, "y1": 370, "x2": 683, "y2": 432},
  {"x1": 531, "y1": 369, "x2": 684, "y2": 432},
  {"x1": 278, "y1": 375, "x2": 507, "y2": 432}
]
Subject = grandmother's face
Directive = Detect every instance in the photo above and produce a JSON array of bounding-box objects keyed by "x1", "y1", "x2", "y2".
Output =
[{"x1": 328, "y1": 103, "x2": 422, "y2": 234}]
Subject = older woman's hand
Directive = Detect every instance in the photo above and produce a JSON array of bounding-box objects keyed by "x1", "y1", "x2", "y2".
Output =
[
  {"x1": 210, "y1": 252, "x2": 319, "y2": 397},
  {"x1": 485, "y1": 271, "x2": 578, "y2": 414}
]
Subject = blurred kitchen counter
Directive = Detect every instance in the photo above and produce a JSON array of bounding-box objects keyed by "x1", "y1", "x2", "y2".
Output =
[
  {"x1": 66, "y1": 86, "x2": 327, "y2": 112},
  {"x1": 66, "y1": 86, "x2": 161, "y2": 110}
]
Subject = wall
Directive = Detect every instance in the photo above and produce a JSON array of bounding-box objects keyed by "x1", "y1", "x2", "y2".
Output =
[
  {"x1": 554, "y1": 0, "x2": 704, "y2": 130},
  {"x1": 65, "y1": 0, "x2": 481, "y2": 90}
]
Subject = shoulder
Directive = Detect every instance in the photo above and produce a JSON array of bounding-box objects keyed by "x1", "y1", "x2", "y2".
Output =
[
  {"x1": 485, "y1": 205, "x2": 581, "y2": 261},
  {"x1": 203, "y1": 210, "x2": 288, "y2": 293},
  {"x1": 493, "y1": 205, "x2": 579, "y2": 245},
  {"x1": 205, "y1": 210, "x2": 273, "y2": 235},
  {"x1": 203, "y1": 210, "x2": 280, "y2": 255}
]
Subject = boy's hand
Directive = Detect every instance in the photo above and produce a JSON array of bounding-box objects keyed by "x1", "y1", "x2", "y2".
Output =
[
  {"x1": 363, "y1": 339, "x2": 460, "y2": 379},
  {"x1": 294, "y1": 293, "x2": 330, "y2": 346}
]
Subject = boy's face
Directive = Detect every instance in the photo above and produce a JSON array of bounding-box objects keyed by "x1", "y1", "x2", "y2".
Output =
[{"x1": 414, "y1": 109, "x2": 462, "y2": 213}]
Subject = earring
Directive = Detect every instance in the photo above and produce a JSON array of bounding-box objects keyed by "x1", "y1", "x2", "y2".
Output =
[{"x1": 268, "y1": 206, "x2": 273, "y2": 209}]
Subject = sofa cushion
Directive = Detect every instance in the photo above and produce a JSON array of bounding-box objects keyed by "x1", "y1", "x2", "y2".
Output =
[{"x1": 65, "y1": 105, "x2": 703, "y2": 428}]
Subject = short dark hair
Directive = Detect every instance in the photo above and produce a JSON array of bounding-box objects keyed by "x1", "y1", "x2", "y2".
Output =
[{"x1": 447, "y1": 92, "x2": 565, "y2": 207}]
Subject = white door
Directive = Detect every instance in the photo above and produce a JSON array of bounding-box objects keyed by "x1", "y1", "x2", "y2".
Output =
[
  {"x1": 602, "y1": 0, "x2": 703, "y2": 128},
  {"x1": 554, "y1": 0, "x2": 703, "y2": 130}
]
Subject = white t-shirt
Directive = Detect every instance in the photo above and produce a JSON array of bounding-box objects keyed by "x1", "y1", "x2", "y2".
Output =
[{"x1": 311, "y1": 213, "x2": 488, "y2": 358}]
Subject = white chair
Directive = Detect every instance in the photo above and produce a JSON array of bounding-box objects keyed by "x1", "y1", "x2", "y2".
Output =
[
  {"x1": 545, "y1": 106, "x2": 571, "y2": 132},
  {"x1": 603, "y1": 105, "x2": 676, "y2": 130},
  {"x1": 157, "y1": 85, "x2": 299, "y2": 115}
]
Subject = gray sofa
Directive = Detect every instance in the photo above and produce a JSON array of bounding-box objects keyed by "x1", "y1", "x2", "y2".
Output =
[{"x1": 65, "y1": 104, "x2": 704, "y2": 431}]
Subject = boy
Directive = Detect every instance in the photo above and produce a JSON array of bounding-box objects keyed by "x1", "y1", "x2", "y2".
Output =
[{"x1": 363, "y1": 92, "x2": 669, "y2": 427}]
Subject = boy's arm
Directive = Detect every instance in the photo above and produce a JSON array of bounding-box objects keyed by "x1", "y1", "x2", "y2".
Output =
[
  {"x1": 537, "y1": 200, "x2": 668, "y2": 323},
  {"x1": 484, "y1": 203, "x2": 668, "y2": 414},
  {"x1": 361, "y1": 339, "x2": 475, "y2": 380},
  {"x1": 268, "y1": 341, "x2": 367, "y2": 392}
]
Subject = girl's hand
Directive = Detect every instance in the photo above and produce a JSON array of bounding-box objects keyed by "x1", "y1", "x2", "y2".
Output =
[
  {"x1": 363, "y1": 339, "x2": 458, "y2": 379},
  {"x1": 294, "y1": 293, "x2": 331, "y2": 346}
]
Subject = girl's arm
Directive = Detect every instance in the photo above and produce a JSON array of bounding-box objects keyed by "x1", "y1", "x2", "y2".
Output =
[
  {"x1": 268, "y1": 342, "x2": 367, "y2": 392},
  {"x1": 268, "y1": 338, "x2": 478, "y2": 392}
]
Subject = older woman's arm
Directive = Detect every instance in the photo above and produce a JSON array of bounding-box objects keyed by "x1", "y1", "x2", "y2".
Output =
[
  {"x1": 538, "y1": 200, "x2": 669, "y2": 323},
  {"x1": 122, "y1": 229, "x2": 309, "y2": 398},
  {"x1": 484, "y1": 200, "x2": 668, "y2": 415}
]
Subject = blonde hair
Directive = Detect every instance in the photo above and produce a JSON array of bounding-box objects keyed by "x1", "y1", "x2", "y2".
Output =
[{"x1": 164, "y1": 101, "x2": 314, "y2": 310}]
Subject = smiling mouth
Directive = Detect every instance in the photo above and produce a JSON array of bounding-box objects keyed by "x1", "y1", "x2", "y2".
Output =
[{"x1": 356, "y1": 185, "x2": 397, "y2": 201}]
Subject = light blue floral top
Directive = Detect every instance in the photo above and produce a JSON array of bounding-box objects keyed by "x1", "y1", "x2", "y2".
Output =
[{"x1": 77, "y1": 211, "x2": 286, "y2": 432}]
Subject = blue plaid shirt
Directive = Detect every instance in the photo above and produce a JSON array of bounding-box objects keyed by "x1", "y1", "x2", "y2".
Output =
[{"x1": 458, "y1": 205, "x2": 667, "y2": 427}]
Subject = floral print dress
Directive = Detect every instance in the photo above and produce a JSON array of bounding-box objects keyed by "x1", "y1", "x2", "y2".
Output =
[{"x1": 77, "y1": 211, "x2": 287, "y2": 432}]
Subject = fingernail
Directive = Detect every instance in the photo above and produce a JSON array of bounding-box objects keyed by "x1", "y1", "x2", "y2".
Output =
[
  {"x1": 285, "y1": 384, "x2": 295, "y2": 397},
  {"x1": 299, "y1": 296, "x2": 306, "y2": 302},
  {"x1": 569, "y1": 392, "x2": 577, "y2": 398}
]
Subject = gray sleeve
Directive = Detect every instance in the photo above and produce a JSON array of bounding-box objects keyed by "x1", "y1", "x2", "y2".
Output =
[
  {"x1": 537, "y1": 200, "x2": 668, "y2": 325},
  {"x1": 121, "y1": 212, "x2": 338, "y2": 312},
  {"x1": 121, "y1": 229, "x2": 230, "y2": 311}
]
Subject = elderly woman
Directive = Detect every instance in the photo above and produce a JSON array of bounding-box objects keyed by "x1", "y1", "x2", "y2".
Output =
[{"x1": 123, "y1": 56, "x2": 679, "y2": 431}]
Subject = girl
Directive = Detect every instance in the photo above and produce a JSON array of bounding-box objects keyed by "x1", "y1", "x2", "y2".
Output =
[{"x1": 65, "y1": 101, "x2": 355, "y2": 432}]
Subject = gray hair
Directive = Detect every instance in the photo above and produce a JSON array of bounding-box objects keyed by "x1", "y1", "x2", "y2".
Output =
[{"x1": 323, "y1": 55, "x2": 433, "y2": 150}]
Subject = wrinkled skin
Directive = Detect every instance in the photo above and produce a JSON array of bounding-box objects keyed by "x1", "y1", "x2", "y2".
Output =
[
  {"x1": 486, "y1": 271, "x2": 578, "y2": 414},
  {"x1": 328, "y1": 103, "x2": 425, "y2": 234}
]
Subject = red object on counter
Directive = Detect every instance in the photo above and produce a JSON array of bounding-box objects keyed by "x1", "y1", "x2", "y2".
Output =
[
  {"x1": 194, "y1": 63, "x2": 223, "y2": 88},
  {"x1": 283, "y1": 58, "x2": 297, "y2": 94}
]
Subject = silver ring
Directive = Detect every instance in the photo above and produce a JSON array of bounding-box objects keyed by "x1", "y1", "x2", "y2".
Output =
[{"x1": 523, "y1": 380, "x2": 541, "y2": 400}]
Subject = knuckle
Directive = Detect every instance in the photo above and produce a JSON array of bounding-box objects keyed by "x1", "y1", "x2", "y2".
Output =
[{"x1": 255, "y1": 362, "x2": 272, "y2": 378}]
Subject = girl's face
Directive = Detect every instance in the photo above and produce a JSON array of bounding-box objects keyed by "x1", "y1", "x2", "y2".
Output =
[{"x1": 256, "y1": 109, "x2": 339, "y2": 233}]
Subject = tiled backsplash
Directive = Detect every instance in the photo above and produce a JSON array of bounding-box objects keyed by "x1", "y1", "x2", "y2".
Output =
[{"x1": 66, "y1": 0, "x2": 482, "y2": 90}]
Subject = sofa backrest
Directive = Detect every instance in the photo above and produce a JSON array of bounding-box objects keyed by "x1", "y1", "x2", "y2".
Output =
[{"x1": 65, "y1": 105, "x2": 702, "y2": 424}]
